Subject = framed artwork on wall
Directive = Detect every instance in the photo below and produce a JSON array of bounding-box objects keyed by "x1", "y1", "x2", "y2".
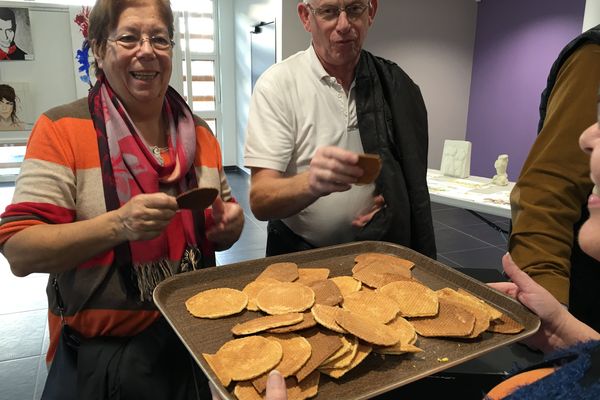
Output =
[
  {"x1": 0, "y1": 7, "x2": 34, "y2": 61},
  {"x1": 0, "y1": 82, "x2": 32, "y2": 131}
]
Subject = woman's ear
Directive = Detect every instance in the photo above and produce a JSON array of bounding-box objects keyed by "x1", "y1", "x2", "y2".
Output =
[{"x1": 90, "y1": 40, "x2": 104, "y2": 69}]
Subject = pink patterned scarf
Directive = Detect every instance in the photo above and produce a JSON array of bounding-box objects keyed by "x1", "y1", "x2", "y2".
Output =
[{"x1": 89, "y1": 76, "x2": 207, "y2": 301}]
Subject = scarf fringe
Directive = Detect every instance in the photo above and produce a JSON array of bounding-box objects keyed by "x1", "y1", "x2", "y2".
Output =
[
  {"x1": 134, "y1": 246, "x2": 203, "y2": 302},
  {"x1": 134, "y1": 259, "x2": 173, "y2": 302}
]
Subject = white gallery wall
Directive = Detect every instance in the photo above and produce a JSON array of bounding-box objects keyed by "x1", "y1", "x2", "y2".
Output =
[
  {"x1": 361, "y1": 0, "x2": 478, "y2": 169},
  {"x1": 583, "y1": 0, "x2": 600, "y2": 30}
]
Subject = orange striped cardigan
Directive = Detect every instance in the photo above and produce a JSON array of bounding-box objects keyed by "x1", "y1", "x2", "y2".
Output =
[{"x1": 0, "y1": 98, "x2": 232, "y2": 362}]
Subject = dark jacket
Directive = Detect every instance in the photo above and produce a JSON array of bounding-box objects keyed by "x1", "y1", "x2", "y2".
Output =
[
  {"x1": 537, "y1": 25, "x2": 600, "y2": 331},
  {"x1": 354, "y1": 50, "x2": 436, "y2": 258}
]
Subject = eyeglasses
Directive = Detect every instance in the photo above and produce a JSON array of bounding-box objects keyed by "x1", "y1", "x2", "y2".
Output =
[
  {"x1": 306, "y1": 2, "x2": 370, "y2": 21},
  {"x1": 107, "y1": 34, "x2": 175, "y2": 51}
]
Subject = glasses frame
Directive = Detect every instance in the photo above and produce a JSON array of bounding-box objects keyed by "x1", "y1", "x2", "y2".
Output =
[
  {"x1": 305, "y1": 1, "x2": 371, "y2": 22},
  {"x1": 107, "y1": 34, "x2": 175, "y2": 51}
]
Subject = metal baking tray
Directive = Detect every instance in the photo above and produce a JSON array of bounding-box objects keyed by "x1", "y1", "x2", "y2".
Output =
[{"x1": 154, "y1": 241, "x2": 540, "y2": 399}]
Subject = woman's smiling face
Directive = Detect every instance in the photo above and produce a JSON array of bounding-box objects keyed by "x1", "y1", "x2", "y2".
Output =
[{"x1": 94, "y1": 0, "x2": 172, "y2": 113}]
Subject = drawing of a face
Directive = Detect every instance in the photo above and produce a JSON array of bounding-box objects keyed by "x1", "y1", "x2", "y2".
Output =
[
  {"x1": 0, "y1": 97, "x2": 14, "y2": 120},
  {"x1": 0, "y1": 18, "x2": 15, "y2": 50}
]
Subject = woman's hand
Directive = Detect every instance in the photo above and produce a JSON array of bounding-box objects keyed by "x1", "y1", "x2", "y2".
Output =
[
  {"x1": 116, "y1": 193, "x2": 178, "y2": 241},
  {"x1": 206, "y1": 197, "x2": 244, "y2": 251},
  {"x1": 489, "y1": 253, "x2": 599, "y2": 352}
]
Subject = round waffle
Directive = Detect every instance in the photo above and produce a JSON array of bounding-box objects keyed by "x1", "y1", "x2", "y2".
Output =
[
  {"x1": 353, "y1": 252, "x2": 415, "y2": 270},
  {"x1": 311, "y1": 304, "x2": 346, "y2": 334},
  {"x1": 256, "y1": 282, "x2": 315, "y2": 315},
  {"x1": 335, "y1": 309, "x2": 401, "y2": 346},
  {"x1": 242, "y1": 278, "x2": 280, "y2": 311},
  {"x1": 341, "y1": 290, "x2": 400, "y2": 324},
  {"x1": 176, "y1": 187, "x2": 218, "y2": 210},
  {"x1": 261, "y1": 333, "x2": 312, "y2": 378},
  {"x1": 256, "y1": 262, "x2": 299, "y2": 282},
  {"x1": 185, "y1": 287, "x2": 247, "y2": 319},
  {"x1": 379, "y1": 280, "x2": 439, "y2": 317},
  {"x1": 330, "y1": 276, "x2": 362, "y2": 297},
  {"x1": 217, "y1": 336, "x2": 283, "y2": 381},
  {"x1": 409, "y1": 299, "x2": 476, "y2": 338}
]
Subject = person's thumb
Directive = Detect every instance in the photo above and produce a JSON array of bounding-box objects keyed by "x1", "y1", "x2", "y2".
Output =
[
  {"x1": 265, "y1": 370, "x2": 287, "y2": 400},
  {"x1": 211, "y1": 196, "x2": 225, "y2": 221}
]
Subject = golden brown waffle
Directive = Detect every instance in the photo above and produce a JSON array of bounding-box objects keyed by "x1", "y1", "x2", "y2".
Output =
[
  {"x1": 335, "y1": 309, "x2": 401, "y2": 346},
  {"x1": 215, "y1": 336, "x2": 283, "y2": 381},
  {"x1": 231, "y1": 313, "x2": 304, "y2": 336},
  {"x1": 341, "y1": 290, "x2": 400, "y2": 324},
  {"x1": 267, "y1": 312, "x2": 317, "y2": 334},
  {"x1": 185, "y1": 288, "x2": 247, "y2": 319},
  {"x1": 256, "y1": 282, "x2": 315, "y2": 315},
  {"x1": 379, "y1": 280, "x2": 439, "y2": 317},
  {"x1": 307, "y1": 279, "x2": 343, "y2": 306},
  {"x1": 296, "y1": 268, "x2": 331, "y2": 285},
  {"x1": 256, "y1": 262, "x2": 299, "y2": 282},
  {"x1": 409, "y1": 299, "x2": 476, "y2": 338}
]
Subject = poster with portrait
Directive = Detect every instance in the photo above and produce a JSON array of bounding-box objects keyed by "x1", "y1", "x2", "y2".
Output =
[
  {"x1": 0, "y1": 82, "x2": 32, "y2": 131},
  {"x1": 0, "y1": 7, "x2": 34, "y2": 61}
]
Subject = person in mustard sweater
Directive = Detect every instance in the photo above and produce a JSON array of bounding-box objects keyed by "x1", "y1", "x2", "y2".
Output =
[
  {"x1": 509, "y1": 25, "x2": 600, "y2": 331},
  {"x1": 0, "y1": 0, "x2": 243, "y2": 398}
]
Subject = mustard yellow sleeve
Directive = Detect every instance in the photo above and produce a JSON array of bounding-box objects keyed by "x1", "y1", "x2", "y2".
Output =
[{"x1": 509, "y1": 44, "x2": 600, "y2": 305}]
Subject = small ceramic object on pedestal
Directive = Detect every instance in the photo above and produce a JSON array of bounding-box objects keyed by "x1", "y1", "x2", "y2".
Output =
[
  {"x1": 491, "y1": 154, "x2": 509, "y2": 186},
  {"x1": 440, "y1": 140, "x2": 472, "y2": 178}
]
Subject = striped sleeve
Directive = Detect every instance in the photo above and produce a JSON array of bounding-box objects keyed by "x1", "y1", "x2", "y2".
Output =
[{"x1": 0, "y1": 114, "x2": 80, "y2": 244}]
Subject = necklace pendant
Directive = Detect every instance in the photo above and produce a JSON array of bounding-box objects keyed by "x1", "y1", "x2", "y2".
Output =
[{"x1": 152, "y1": 146, "x2": 161, "y2": 156}]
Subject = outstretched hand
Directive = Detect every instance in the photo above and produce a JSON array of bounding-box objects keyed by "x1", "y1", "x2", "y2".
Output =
[
  {"x1": 307, "y1": 146, "x2": 363, "y2": 197},
  {"x1": 117, "y1": 193, "x2": 178, "y2": 241},
  {"x1": 488, "y1": 253, "x2": 578, "y2": 352},
  {"x1": 206, "y1": 197, "x2": 244, "y2": 251}
]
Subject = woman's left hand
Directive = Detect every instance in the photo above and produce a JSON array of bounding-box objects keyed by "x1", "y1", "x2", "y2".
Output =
[{"x1": 206, "y1": 197, "x2": 244, "y2": 251}]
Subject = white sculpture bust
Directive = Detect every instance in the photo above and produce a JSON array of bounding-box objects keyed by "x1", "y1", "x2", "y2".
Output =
[
  {"x1": 491, "y1": 154, "x2": 509, "y2": 186},
  {"x1": 440, "y1": 140, "x2": 471, "y2": 178}
]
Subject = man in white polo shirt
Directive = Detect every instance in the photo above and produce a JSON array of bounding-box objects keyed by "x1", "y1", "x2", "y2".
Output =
[{"x1": 244, "y1": 0, "x2": 436, "y2": 258}]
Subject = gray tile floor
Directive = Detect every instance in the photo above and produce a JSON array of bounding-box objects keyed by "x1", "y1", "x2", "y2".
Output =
[{"x1": 0, "y1": 169, "x2": 510, "y2": 400}]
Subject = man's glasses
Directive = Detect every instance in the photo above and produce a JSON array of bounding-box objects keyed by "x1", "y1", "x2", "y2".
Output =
[
  {"x1": 107, "y1": 34, "x2": 175, "y2": 51},
  {"x1": 306, "y1": 2, "x2": 370, "y2": 22}
]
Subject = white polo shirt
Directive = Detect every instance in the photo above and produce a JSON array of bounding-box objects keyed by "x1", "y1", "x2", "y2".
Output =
[{"x1": 244, "y1": 46, "x2": 375, "y2": 247}]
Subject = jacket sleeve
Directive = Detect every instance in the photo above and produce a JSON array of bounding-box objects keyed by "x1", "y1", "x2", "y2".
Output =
[{"x1": 509, "y1": 44, "x2": 600, "y2": 305}]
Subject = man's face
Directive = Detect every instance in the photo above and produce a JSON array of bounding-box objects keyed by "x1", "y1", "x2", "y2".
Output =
[
  {"x1": 0, "y1": 18, "x2": 15, "y2": 49},
  {"x1": 299, "y1": 0, "x2": 376, "y2": 71}
]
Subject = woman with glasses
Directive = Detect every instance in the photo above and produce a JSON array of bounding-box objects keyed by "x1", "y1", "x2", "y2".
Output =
[{"x1": 0, "y1": 0, "x2": 243, "y2": 399}]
